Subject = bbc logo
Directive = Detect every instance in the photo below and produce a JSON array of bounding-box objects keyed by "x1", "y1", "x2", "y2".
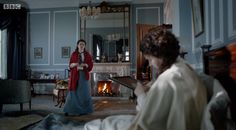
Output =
[{"x1": 3, "y1": 4, "x2": 21, "y2": 10}]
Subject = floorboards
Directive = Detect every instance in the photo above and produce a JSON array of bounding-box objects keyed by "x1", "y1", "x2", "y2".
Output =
[{"x1": 0, "y1": 95, "x2": 136, "y2": 123}]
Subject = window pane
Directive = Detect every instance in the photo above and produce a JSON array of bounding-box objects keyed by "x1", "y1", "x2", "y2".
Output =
[
  {"x1": 0, "y1": 30, "x2": 2, "y2": 78},
  {"x1": 0, "y1": 29, "x2": 7, "y2": 79}
]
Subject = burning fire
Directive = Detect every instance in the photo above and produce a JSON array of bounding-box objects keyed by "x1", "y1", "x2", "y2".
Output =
[
  {"x1": 102, "y1": 83, "x2": 108, "y2": 93},
  {"x1": 97, "y1": 80, "x2": 112, "y2": 96}
]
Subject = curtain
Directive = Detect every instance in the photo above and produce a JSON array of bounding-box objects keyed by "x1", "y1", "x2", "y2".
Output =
[{"x1": 0, "y1": 4, "x2": 27, "y2": 79}]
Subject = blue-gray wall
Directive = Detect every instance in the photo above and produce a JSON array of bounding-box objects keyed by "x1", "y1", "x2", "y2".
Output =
[
  {"x1": 27, "y1": 0, "x2": 236, "y2": 77},
  {"x1": 176, "y1": 0, "x2": 236, "y2": 71},
  {"x1": 27, "y1": 3, "x2": 163, "y2": 78},
  {"x1": 27, "y1": 8, "x2": 79, "y2": 78}
]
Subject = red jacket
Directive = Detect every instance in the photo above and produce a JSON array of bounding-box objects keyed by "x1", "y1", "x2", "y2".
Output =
[{"x1": 68, "y1": 50, "x2": 93, "y2": 91}]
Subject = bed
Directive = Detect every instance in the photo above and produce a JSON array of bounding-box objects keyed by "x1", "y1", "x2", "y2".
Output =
[{"x1": 201, "y1": 43, "x2": 236, "y2": 125}]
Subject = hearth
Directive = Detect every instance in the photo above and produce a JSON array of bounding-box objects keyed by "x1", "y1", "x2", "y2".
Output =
[
  {"x1": 90, "y1": 63, "x2": 132, "y2": 98},
  {"x1": 97, "y1": 80, "x2": 112, "y2": 96},
  {"x1": 91, "y1": 73, "x2": 122, "y2": 97}
]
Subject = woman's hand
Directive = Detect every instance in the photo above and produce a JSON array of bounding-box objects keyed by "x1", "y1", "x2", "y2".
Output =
[
  {"x1": 80, "y1": 63, "x2": 88, "y2": 68},
  {"x1": 77, "y1": 66, "x2": 83, "y2": 70},
  {"x1": 134, "y1": 82, "x2": 145, "y2": 96},
  {"x1": 70, "y1": 63, "x2": 78, "y2": 68}
]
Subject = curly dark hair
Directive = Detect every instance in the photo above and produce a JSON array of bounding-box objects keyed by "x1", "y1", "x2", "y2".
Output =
[
  {"x1": 75, "y1": 39, "x2": 86, "y2": 52},
  {"x1": 140, "y1": 27, "x2": 180, "y2": 73}
]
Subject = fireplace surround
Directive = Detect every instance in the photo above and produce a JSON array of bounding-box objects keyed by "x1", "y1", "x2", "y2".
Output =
[
  {"x1": 91, "y1": 73, "x2": 120, "y2": 96},
  {"x1": 90, "y1": 63, "x2": 131, "y2": 97}
]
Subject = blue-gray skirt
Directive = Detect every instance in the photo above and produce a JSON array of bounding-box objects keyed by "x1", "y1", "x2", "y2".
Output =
[{"x1": 63, "y1": 71, "x2": 93, "y2": 115}]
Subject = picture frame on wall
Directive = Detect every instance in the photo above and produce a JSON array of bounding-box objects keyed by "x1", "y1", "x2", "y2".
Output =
[
  {"x1": 34, "y1": 47, "x2": 43, "y2": 59},
  {"x1": 61, "y1": 46, "x2": 70, "y2": 58},
  {"x1": 191, "y1": 0, "x2": 204, "y2": 37}
]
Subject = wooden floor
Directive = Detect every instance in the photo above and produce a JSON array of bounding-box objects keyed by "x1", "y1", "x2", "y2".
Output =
[
  {"x1": 67, "y1": 97, "x2": 137, "y2": 122},
  {"x1": 1, "y1": 95, "x2": 137, "y2": 122}
]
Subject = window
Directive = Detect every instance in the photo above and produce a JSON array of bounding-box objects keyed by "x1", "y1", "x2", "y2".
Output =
[
  {"x1": 0, "y1": 30, "x2": 2, "y2": 77},
  {"x1": 0, "y1": 29, "x2": 7, "y2": 79},
  {"x1": 96, "y1": 44, "x2": 100, "y2": 60}
]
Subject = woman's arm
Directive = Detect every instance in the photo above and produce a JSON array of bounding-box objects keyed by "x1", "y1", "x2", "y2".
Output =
[
  {"x1": 83, "y1": 52, "x2": 93, "y2": 72},
  {"x1": 134, "y1": 82, "x2": 147, "y2": 111},
  {"x1": 135, "y1": 81, "x2": 153, "y2": 111}
]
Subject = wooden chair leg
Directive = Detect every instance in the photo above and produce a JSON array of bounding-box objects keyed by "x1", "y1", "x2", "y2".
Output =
[
  {"x1": 0, "y1": 104, "x2": 3, "y2": 114},
  {"x1": 57, "y1": 91, "x2": 60, "y2": 104},
  {"x1": 54, "y1": 92, "x2": 60, "y2": 107},
  {"x1": 29, "y1": 100, "x2": 31, "y2": 110},
  {"x1": 20, "y1": 103, "x2": 23, "y2": 112}
]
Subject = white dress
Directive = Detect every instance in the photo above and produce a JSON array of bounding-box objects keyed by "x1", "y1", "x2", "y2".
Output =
[{"x1": 84, "y1": 58, "x2": 207, "y2": 130}]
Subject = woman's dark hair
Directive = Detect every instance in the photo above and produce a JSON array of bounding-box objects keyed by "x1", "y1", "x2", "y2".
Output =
[
  {"x1": 140, "y1": 27, "x2": 180, "y2": 73},
  {"x1": 75, "y1": 39, "x2": 86, "y2": 52}
]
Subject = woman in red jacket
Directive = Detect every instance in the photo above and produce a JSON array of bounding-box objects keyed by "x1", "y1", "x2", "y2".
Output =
[{"x1": 63, "y1": 39, "x2": 93, "y2": 116}]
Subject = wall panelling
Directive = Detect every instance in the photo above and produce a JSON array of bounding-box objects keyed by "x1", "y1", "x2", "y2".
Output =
[
  {"x1": 210, "y1": 0, "x2": 224, "y2": 45},
  {"x1": 228, "y1": 0, "x2": 236, "y2": 40},
  {"x1": 27, "y1": 12, "x2": 50, "y2": 66},
  {"x1": 53, "y1": 10, "x2": 78, "y2": 65}
]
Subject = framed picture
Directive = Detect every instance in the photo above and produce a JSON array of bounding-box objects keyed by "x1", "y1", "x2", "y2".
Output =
[
  {"x1": 34, "y1": 47, "x2": 43, "y2": 59},
  {"x1": 61, "y1": 46, "x2": 70, "y2": 58},
  {"x1": 191, "y1": 0, "x2": 204, "y2": 37}
]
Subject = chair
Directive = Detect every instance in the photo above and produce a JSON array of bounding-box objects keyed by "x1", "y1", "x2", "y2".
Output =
[
  {"x1": 199, "y1": 73, "x2": 236, "y2": 130},
  {"x1": 0, "y1": 80, "x2": 31, "y2": 113},
  {"x1": 53, "y1": 80, "x2": 68, "y2": 108}
]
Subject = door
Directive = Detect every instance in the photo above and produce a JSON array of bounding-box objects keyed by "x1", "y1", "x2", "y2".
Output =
[
  {"x1": 136, "y1": 24, "x2": 157, "y2": 81},
  {"x1": 136, "y1": 24, "x2": 172, "y2": 81}
]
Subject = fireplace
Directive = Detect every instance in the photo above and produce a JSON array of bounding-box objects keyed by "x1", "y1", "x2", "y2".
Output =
[
  {"x1": 90, "y1": 63, "x2": 132, "y2": 98},
  {"x1": 91, "y1": 72, "x2": 121, "y2": 96}
]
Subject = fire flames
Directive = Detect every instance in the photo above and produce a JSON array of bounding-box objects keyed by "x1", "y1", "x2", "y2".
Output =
[{"x1": 97, "y1": 80, "x2": 112, "y2": 96}]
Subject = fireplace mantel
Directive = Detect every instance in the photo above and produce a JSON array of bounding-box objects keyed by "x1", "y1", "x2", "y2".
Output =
[{"x1": 92, "y1": 62, "x2": 131, "y2": 76}]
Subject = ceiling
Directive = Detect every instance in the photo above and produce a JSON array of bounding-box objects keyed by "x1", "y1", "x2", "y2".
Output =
[{"x1": 17, "y1": 0, "x2": 164, "y2": 9}]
